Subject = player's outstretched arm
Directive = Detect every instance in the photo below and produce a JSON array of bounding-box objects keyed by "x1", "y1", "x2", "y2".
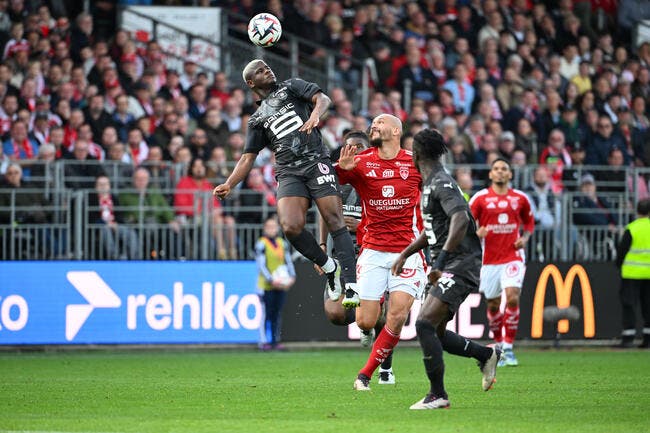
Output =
[
  {"x1": 391, "y1": 232, "x2": 429, "y2": 276},
  {"x1": 213, "y1": 153, "x2": 257, "y2": 199},
  {"x1": 299, "y1": 92, "x2": 331, "y2": 134}
]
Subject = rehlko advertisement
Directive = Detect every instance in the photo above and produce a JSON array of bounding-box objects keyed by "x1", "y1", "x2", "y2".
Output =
[{"x1": 0, "y1": 262, "x2": 260, "y2": 344}]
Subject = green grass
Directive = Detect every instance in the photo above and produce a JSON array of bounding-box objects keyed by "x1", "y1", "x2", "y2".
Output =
[{"x1": 0, "y1": 347, "x2": 648, "y2": 433}]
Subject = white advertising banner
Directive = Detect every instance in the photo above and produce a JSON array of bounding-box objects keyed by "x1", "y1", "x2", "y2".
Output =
[{"x1": 120, "y1": 6, "x2": 221, "y2": 72}]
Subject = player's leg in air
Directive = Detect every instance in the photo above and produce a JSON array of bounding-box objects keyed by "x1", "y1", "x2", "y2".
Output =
[
  {"x1": 315, "y1": 195, "x2": 359, "y2": 307},
  {"x1": 276, "y1": 194, "x2": 357, "y2": 305}
]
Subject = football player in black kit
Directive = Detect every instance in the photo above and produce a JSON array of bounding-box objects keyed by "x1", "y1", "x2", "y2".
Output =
[
  {"x1": 213, "y1": 59, "x2": 359, "y2": 307},
  {"x1": 391, "y1": 128, "x2": 501, "y2": 410}
]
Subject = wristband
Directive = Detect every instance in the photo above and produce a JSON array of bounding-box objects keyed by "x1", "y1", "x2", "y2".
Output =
[
  {"x1": 319, "y1": 243, "x2": 327, "y2": 248},
  {"x1": 432, "y1": 250, "x2": 449, "y2": 271}
]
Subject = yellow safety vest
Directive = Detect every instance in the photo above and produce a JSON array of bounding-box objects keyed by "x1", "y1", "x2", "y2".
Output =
[
  {"x1": 621, "y1": 217, "x2": 650, "y2": 280},
  {"x1": 257, "y1": 237, "x2": 287, "y2": 290}
]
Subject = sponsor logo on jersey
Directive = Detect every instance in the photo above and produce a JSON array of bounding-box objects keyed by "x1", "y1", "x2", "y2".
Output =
[
  {"x1": 263, "y1": 102, "x2": 296, "y2": 128},
  {"x1": 487, "y1": 202, "x2": 496, "y2": 209},
  {"x1": 382, "y1": 169, "x2": 394, "y2": 178},
  {"x1": 443, "y1": 182, "x2": 453, "y2": 188},
  {"x1": 400, "y1": 166, "x2": 409, "y2": 180},
  {"x1": 382, "y1": 185, "x2": 395, "y2": 197},
  {"x1": 366, "y1": 169, "x2": 377, "y2": 177},
  {"x1": 486, "y1": 197, "x2": 498, "y2": 202},
  {"x1": 365, "y1": 161, "x2": 380, "y2": 168},
  {"x1": 498, "y1": 213, "x2": 509, "y2": 224},
  {"x1": 318, "y1": 162, "x2": 330, "y2": 174},
  {"x1": 498, "y1": 201, "x2": 508, "y2": 208}
]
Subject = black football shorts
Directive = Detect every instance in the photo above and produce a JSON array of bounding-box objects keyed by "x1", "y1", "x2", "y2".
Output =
[
  {"x1": 276, "y1": 159, "x2": 343, "y2": 200},
  {"x1": 429, "y1": 271, "x2": 478, "y2": 321}
]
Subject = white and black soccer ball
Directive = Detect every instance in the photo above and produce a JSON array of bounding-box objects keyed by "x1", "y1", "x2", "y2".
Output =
[{"x1": 247, "y1": 13, "x2": 282, "y2": 48}]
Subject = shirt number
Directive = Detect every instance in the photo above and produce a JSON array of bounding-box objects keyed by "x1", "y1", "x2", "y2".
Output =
[{"x1": 269, "y1": 111, "x2": 304, "y2": 139}]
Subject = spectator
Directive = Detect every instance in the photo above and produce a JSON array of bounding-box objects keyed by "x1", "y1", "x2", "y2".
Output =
[
  {"x1": 498, "y1": 131, "x2": 516, "y2": 160},
  {"x1": 200, "y1": 108, "x2": 230, "y2": 150},
  {"x1": 125, "y1": 127, "x2": 148, "y2": 166},
  {"x1": 539, "y1": 129, "x2": 572, "y2": 193},
  {"x1": 2, "y1": 119, "x2": 38, "y2": 164},
  {"x1": 238, "y1": 166, "x2": 277, "y2": 225},
  {"x1": 173, "y1": 157, "x2": 236, "y2": 259},
  {"x1": 515, "y1": 117, "x2": 539, "y2": 163},
  {"x1": 188, "y1": 127, "x2": 211, "y2": 161},
  {"x1": 572, "y1": 173, "x2": 618, "y2": 227},
  {"x1": 585, "y1": 115, "x2": 628, "y2": 166},
  {"x1": 397, "y1": 48, "x2": 436, "y2": 103},
  {"x1": 88, "y1": 174, "x2": 139, "y2": 260},
  {"x1": 83, "y1": 93, "x2": 114, "y2": 140},
  {"x1": 205, "y1": 146, "x2": 231, "y2": 185},
  {"x1": 443, "y1": 63, "x2": 475, "y2": 115},
  {"x1": 63, "y1": 138, "x2": 105, "y2": 190},
  {"x1": 112, "y1": 94, "x2": 135, "y2": 142},
  {"x1": 526, "y1": 166, "x2": 560, "y2": 231},
  {"x1": 0, "y1": 163, "x2": 48, "y2": 225},
  {"x1": 120, "y1": 167, "x2": 179, "y2": 231},
  {"x1": 106, "y1": 142, "x2": 134, "y2": 188}
]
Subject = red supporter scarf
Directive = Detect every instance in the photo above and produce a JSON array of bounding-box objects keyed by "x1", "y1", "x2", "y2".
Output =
[{"x1": 13, "y1": 139, "x2": 34, "y2": 159}]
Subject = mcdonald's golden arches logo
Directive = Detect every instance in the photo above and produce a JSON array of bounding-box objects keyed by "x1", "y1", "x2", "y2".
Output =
[{"x1": 531, "y1": 264, "x2": 595, "y2": 338}]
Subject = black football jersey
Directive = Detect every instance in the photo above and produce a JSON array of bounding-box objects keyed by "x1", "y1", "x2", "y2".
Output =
[
  {"x1": 244, "y1": 78, "x2": 330, "y2": 169},
  {"x1": 421, "y1": 169, "x2": 482, "y2": 283}
]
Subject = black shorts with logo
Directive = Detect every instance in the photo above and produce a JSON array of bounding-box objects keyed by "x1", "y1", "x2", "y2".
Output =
[
  {"x1": 276, "y1": 159, "x2": 343, "y2": 200},
  {"x1": 429, "y1": 270, "x2": 478, "y2": 321}
]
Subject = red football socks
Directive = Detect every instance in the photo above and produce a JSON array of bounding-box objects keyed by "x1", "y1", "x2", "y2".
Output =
[
  {"x1": 504, "y1": 306, "x2": 520, "y2": 344},
  {"x1": 360, "y1": 325, "x2": 400, "y2": 378},
  {"x1": 487, "y1": 309, "x2": 504, "y2": 343}
]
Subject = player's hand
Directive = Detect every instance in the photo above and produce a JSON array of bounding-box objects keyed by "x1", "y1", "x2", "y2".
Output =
[
  {"x1": 299, "y1": 113, "x2": 320, "y2": 134},
  {"x1": 338, "y1": 144, "x2": 361, "y2": 170},
  {"x1": 428, "y1": 269, "x2": 442, "y2": 286},
  {"x1": 343, "y1": 216, "x2": 360, "y2": 232},
  {"x1": 391, "y1": 254, "x2": 407, "y2": 276},
  {"x1": 213, "y1": 183, "x2": 231, "y2": 199},
  {"x1": 513, "y1": 237, "x2": 527, "y2": 249},
  {"x1": 476, "y1": 226, "x2": 488, "y2": 238}
]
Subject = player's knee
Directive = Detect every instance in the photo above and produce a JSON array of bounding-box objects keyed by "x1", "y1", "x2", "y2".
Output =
[
  {"x1": 356, "y1": 316, "x2": 375, "y2": 331},
  {"x1": 506, "y1": 296, "x2": 519, "y2": 309},
  {"x1": 415, "y1": 319, "x2": 435, "y2": 337},
  {"x1": 282, "y1": 223, "x2": 304, "y2": 239}
]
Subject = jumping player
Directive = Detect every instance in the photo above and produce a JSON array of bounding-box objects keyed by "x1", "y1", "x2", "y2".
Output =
[{"x1": 213, "y1": 59, "x2": 359, "y2": 307}]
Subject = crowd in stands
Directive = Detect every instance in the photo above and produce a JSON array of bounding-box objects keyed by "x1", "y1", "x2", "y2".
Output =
[{"x1": 1, "y1": 0, "x2": 650, "y2": 260}]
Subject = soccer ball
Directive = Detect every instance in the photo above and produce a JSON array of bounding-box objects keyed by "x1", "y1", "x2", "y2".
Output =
[{"x1": 247, "y1": 13, "x2": 282, "y2": 48}]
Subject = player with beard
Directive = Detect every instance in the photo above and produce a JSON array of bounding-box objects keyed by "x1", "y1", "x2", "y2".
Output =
[
  {"x1": 318, "y1": 130, "x2": 395, "y2": 383},
  {"x1": 336, "y1": 114, "x2": 425, "y2": 390},
  {"x1": 391, "y1": 128, "x2": 500, "y2": 409},
  {"x1": 213, "y1": 59, "x2": 359, "y2": 307},
  {"x1": 469, "y1": 158, "x2": 534, "y2": 366}
]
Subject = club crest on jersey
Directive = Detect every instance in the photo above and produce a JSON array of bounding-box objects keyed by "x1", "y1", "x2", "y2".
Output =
[
  {"x1": 318, "y1": 162, "x2": 330, "y2": 174},
  {"x1": 506, "y1": 263, "x2": 520, "y2": 277},
  {"x1": 400, "y1": 166, "x2": 409, "y2": 180},
  {"x1": 382, "y1": 185, "x2": 395, "y2": 197}
]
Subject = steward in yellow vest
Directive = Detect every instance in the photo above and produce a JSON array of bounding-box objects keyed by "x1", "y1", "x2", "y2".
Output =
[{"x1": 615, "y1": 198, "x2": 650, "y2": 348}]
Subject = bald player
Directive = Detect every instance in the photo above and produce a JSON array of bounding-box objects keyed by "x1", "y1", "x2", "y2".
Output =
[
  {"x1": 336, "y1": 114, "x2": 426, "y2": 390},
  {"x1": 214, "y1": 59, "x2": 360, "y2": 307}
]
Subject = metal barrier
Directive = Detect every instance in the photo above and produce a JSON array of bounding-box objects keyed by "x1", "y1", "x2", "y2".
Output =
[{"x1": 2, "y1": 161, "x2": 647, "y2": 262}]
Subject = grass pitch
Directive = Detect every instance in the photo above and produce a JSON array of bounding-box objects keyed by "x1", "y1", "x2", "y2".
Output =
[{"x1": 0, "y1": 347, "x2": 648, "y2": 433}]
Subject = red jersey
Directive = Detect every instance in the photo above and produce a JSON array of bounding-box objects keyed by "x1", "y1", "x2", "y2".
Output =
[
  {"x1": 469, "y1": 187, "x2": 535, "y2": 265},
  {"x1": 335, "y1": 147, "x2": 422, "y2": 253}
]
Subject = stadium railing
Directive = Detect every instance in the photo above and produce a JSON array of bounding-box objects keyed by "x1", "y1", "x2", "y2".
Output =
[{"x1": 1, "y1": 161, "x2": 647, "y2": 262}]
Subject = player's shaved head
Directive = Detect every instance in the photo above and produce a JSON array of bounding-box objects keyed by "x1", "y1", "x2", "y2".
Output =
[
  {"x1": 242, "y1": 59, "x2": 265, "y2": 83},
  {"x1": 379, "y1": 113, "x2": 403, "y2": 134}
]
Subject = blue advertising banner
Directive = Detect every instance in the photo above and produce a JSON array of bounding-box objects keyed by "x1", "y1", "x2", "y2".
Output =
[{"x1": 0, "y1": 262, "x2": 260, "y2": 345}]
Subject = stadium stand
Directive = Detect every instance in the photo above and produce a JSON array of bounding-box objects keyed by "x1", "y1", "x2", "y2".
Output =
[{"x1": 0, "y1": 0, "x2": 649, "y2": 263}]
